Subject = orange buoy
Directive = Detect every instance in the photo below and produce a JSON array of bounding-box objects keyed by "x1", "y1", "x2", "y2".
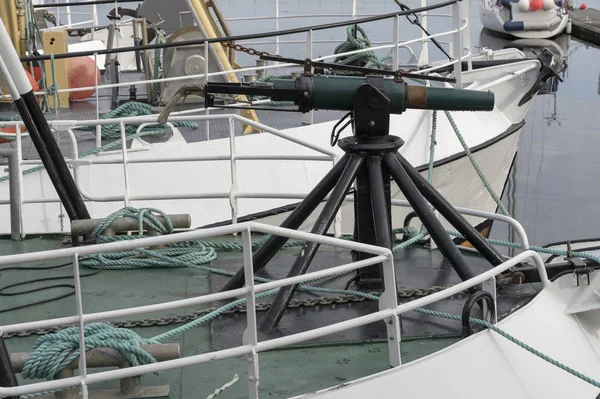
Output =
[
  {"x1": 68, "y1": 56, "x2": 101, "y2": 101},
  {"x1": 25, "y1": 69, "x2": 40, "y2": 93},
  {"x1": 581, "y1": 3, "x2": 587, "y2": 9},
  {"x1": 25, "y1": 65, "x2": 42, "y2": 83},
  {"x1": 529, "y1": 0, "x2": 543, "y2": 10}
]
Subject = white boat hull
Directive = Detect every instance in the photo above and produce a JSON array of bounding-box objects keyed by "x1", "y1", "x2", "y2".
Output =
[
  {"x1": 292, "y1": 271, "x2": 600, "y2": 398},
  {"x1": 0, "y1": 56, "x2": 542, "y2": 236}
]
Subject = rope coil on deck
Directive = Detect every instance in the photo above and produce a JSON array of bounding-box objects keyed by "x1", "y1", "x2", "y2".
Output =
[
  {"x1": 21, "y1": 323, "x2": 156, "y2": 381},
  {"x1": 333, "y1": 25, "x2": 391, "y2": 70}
]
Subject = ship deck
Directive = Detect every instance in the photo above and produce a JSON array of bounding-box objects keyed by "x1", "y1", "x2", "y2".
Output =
[{"x1": 0, "y1": 234, "x2": 541, "y2": 398}]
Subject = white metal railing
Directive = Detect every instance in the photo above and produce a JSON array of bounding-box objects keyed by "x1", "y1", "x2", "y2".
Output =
[
  {"x1": 0, "y1": 112, "x2": 342, "y2": 236},
  {"x1": 0, "y1": 220, "x2": 550, "y2": 398},
  {"x1": 13, "y1": 0, "x2": 473, "y2": 106},
  {"x1": 0, "y1": 107, "x2": 535, "y2": 247}
]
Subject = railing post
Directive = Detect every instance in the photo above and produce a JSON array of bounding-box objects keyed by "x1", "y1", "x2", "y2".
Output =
[
  {"x1": 379, "y1": 252, "x2": 401, "y2": 367},
  {"x1": 91, "y1": 4, "x2": 97, "y2": 40},
  {"x1": 452, "y1": 1, "x2": 462, "y2": 87},
  {"x1": 419, "y1": 0, "x2": 429, "y2": 65},
  {"x1": 204, "y1": 41, "x2": 210, "y2": 139},
  {"x1": 242, "y1": 227, "x2": 259, "y2": 399},
  {"x1": 94, "y1": 52, "x2": 101, "y2": 148},
  {"x1": 119, "y1": 121, "x2": 131, "y2": 207},
  {"x1": 352, "y1": 0, "x2": 357, "y2": 20},
  {"x1": 229, "y1": 117, "x2": 239, "y2": 226},
  {"x1": 301, "y1": 30, "x2": 314, "y2": 125},
  {"x1": 461, "y1": 0, "x2": 473, "y2": 70},
  {"x1": 72, "y1": 253, "x2": 89, "y2": 399},
  {"x1": 275, "y1": 0, "x2": 280, "y2": 57},
  {"x1": 65, "y1": 0, "x2": 72, "y2": 27},
  {"x1": 15, "y1": 124, "x2": 24, "y2": 239},
  {"x1": 393, "y1": 15, "x2": 400, "y2": 70},
  {"x1": 0, "y1": 148, "x2": 23, "y2": 241}
]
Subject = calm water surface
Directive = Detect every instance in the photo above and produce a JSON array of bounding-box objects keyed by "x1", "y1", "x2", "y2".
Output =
[{"x1": 52, "y1": 0, "x2": 600, "y2": 246}]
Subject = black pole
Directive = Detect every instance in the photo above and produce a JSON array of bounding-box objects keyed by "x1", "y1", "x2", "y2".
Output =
[
  {"x1": 353, "y1": 156, "x2": 393, "y2": 289},
  {"x1": 0, "y1": 337, "x2": 19, "y2": 399},
  {"x1": 395, "y1": 153, "x2": 505, "y2": 266},
  {"x1": 367, "y1": 157, "x2": 393, "y2": 250},
  {"x1": 21, "y1": 93, "x2": 90, "y2": 220},
  {"x1": 260, "y1": 155, "x2": 363, "y2": 331},
  {"x1": 221, "y1": 154, "x2": 351, "y2": 292},
  {"x1": 383, "y1": 153, "x2": 476, "y2": 283}
]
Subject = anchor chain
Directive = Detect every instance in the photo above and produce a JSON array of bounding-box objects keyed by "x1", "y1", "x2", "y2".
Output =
[
  {"x1": 3, "y1": 286, "x2": 459, "y2": 339},
  {"x1": 222, "y1": 41, "x2": 279, "y2": 58}
]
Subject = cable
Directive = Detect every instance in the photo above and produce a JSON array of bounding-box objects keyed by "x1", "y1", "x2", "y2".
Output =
[
  {"x1": 393, "y1": 0, "x2": 454, "y2": 61},
  {"x1": 0, "y1": 261, "x2": 105, "y2": 314}
]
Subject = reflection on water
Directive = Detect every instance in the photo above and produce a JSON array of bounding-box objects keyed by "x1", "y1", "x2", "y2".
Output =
[
  {"x1": 41, "y1": 0, "x2": 600, "y2": 246},
  {"x1": 479, "y1": 29, "x2": 600, "y2": 247}
]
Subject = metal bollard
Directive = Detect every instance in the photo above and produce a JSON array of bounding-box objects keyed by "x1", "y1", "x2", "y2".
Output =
[
  {"x1": 11, "y1": 344, "x2": 180, "y2": 399},
  {"x1": 71, "y1": 214, "x2": 191, "y2": 237},
  {"x1": 256, "y1": 59, "x2": 268, "y2": 79}
]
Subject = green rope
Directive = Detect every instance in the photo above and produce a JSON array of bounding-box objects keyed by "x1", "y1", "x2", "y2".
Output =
[
  {"x1": 445, "y1": 229, "x2": 600, "y2": 265},
  {"x1": 427, "y1": 111, "x2": 437, "y2": 184},
  {"x1": 78, "y1": 101, "x2": 197, "y2": 139},
  {"x1": 21, "y1": 323, "x2": 156, "y2": 381},
  {"x1": 444, "y1": 111, "x2": 510, "y2": 216},
  {"x1": 333, "y1": 25, "x2": 391, "y2": 70}
]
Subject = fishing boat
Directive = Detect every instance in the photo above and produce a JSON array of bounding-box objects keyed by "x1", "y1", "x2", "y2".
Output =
[
  {"x1": 2, "y1": 2, "x2": 598, "y2": 399},
  {"x1": 479, "y1": 0, "x2": 572, "y2": 39},
  {"x1": 0, "y1": 0, "x2": 561, "y2": 238}
]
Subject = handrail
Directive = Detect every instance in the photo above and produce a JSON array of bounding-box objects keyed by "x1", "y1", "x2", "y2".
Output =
[
  {"x1": 20, "y1": 0, "x2": 460, "y2": 62},
  {"x1": 0, "y1": 18, "x2": 469, "y2": 100},
  {"x1": 0, "y1": 219, "x2": 548, "y2": 398}
]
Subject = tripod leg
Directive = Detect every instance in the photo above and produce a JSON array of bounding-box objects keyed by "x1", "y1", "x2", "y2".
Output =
[
  {"x1": 383, "y1": 153, "x2": 476, "y2": 283},
  {"x1": 221, "y1": 154, "x2": 352, "y2": 292},
  {"x1": 260, "y1": 154, "x2": 364, "y2": 331},
  {"x1": 353, "y1": 156, "x2": 393, "y2": 289},
  {"x1": 367, "y1": 157, "x2": 393, "y2": 250},
  {"x1": 395, "y1": 153, "x2": 505, "y2": 266}
]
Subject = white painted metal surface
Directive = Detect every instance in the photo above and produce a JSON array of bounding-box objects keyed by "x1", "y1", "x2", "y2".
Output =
[{"x1": 293, "y1": 271, "x2": 600, "y2": 399}]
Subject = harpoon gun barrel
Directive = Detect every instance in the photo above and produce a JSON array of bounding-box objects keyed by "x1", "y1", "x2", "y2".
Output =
[{"x1": 272, "y1": 75, "x2": 495, "y2": 113}]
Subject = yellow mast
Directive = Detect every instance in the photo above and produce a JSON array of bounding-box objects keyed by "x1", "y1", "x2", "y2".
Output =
[
  {"x1": 187, "y1": 0, "x2": 260, "y2": 134},
  {"x1": 0, "y1": 0, "x2": 25, "y2": 57}
]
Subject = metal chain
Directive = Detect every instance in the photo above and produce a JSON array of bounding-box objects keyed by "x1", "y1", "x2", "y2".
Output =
[
  {"x1": 2, "y1": 286, "x2": 459, "y2": 339},
  {"x1": 222, "y1": 41, "x2": 278, "y2": 58},
  {"x1": 41, "y1": 10, "x2": 58, "y2": 27}
]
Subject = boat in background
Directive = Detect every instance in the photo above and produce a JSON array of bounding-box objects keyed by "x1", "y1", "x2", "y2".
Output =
[{"x1": 479, "y1": 0, "x2": 571, "y2": 39}]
